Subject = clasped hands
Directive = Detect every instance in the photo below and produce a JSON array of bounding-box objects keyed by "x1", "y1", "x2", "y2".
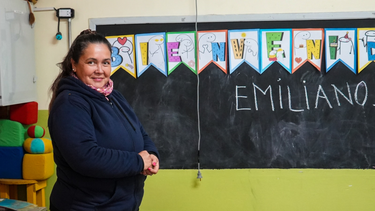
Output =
[{"x1": 138, "y1": 150, "x2": 159, "y2": 176}]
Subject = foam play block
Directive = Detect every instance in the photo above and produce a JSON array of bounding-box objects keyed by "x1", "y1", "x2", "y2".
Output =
[
  {"x1": 9, "y1": 101, "x2": 38, "y2": 125},
  {"x1": 22, "y1": 153, "x2": 54, "y2": 180},
  {"x1": 27, "y1": 125, "x2": 45, "y2": 138},
  {"x1": 23, "y1": 138, "x2": 53, "y2": 154},
  {"x1": 0, "y1": 146, "x2": 24, "y2": 179},
  {"x1": 0, "y1": 119, "x2": 26, "y2": 147}
]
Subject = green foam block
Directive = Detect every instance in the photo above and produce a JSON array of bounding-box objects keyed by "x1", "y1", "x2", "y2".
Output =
[{"x1": 0, "y1": 119, "x2": 26, "y2": 147}]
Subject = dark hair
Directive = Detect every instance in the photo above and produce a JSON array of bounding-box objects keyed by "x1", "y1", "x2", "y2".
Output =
[{"x1": 49, "y1": 29, "x2": 112, "y2": 111}]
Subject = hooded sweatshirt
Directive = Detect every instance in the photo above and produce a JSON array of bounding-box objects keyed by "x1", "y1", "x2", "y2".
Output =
[{"x1": 48, "y1": 76, "x2": 159, "y2": 211}]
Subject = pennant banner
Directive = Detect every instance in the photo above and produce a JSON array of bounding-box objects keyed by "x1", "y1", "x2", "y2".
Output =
[
  {"x1": 260, "y1": 29, "x2": 292, "y2": 74},
  {"x1": 228, "y1": 29, "x2": 260, "y2": 74},
  {"x1": 325, "y1": 28, "x2": 357, "y2": 74},
  {"x1": 135, "y1": 32, "x2": 167, "y2": 77},
  {"x1": 197, "y1": 30, "x2": 228, "y2": 74},
  {"x1": 166, "y1": 31, "x2": 197, "y2": 75},
  {"x1": 103, "y1": 28, "x2": 375, "y2": 77},
  {"x1": 106, "y1": 35, "x2": 136, "y2": 78},
  {"x1": 292, "y1": 29, "x2": 324, "y2": 73},
  {"x1": 357, "y1": 28, "x2": 375, "y2": 73}
]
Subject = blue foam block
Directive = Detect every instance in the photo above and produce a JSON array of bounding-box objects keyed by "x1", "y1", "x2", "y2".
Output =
[{"x1": 0, "y1": 146, "x2": 24, "y2": 179}]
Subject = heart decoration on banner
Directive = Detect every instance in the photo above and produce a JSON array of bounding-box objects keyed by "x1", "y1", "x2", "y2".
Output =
[
  {"x1": 117, "y1": 37, "x2": 127, "y2": 45},
  {"x1": 295, "y1": 57, "x2": 302, "y2": 63}
]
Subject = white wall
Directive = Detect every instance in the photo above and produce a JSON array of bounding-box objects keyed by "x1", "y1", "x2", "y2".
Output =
[{"x1": 34, "y1": 0, "x2": 375, "y2": 109}]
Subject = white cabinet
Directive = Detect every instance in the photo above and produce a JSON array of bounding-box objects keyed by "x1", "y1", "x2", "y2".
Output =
[{"x1": 0, "y1": 0, "x2": 36, "y2": 106}]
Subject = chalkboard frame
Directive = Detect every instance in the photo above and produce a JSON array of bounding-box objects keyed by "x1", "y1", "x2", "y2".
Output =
[{"x1": 89, "y1": 12, "x2": 375, "y2": 29}]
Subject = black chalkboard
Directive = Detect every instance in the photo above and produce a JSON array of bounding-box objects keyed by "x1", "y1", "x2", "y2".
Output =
[{"x1": 97, "y1": 18, "x2": 375, "y2": 169}]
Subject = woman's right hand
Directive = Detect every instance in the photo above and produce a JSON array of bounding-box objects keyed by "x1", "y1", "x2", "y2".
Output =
[{"x1": 138, "y1": 150, "x2": 152, "y2": 171}]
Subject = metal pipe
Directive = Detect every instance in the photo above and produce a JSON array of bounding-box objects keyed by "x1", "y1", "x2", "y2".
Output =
[
  {"x1": 33, "y1": 7, "x2": 55, "y2": 12},
  {"x1": 68, "y1": 18, "x2": 72, "y2": 47}
]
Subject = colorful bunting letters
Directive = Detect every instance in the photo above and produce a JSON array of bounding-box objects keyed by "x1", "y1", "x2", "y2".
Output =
[
  {"x1": 197, "y1": 30, "x2": 228, "y2": 74},
  {"x1": 325, "y1": 28, "x2": 357, "y2": 74},
  {"x1": 107, "y1": 35, "x2": 136, "y2": 78},
  {"x1": 228, "y1": 29, "x2": 260, "y2": 74},
  {"x1": 106, "y1": 27, "x2": 373, "y2": 78},
  {"x1": 260, "y1": 29, "x2": 292, "y2": 74},
  {"x1": 166, "y1": 31, "x2": 197, "y2": 75},
  {"x1": 292, "y1": 29, "x2": 324, "y2": 73},
  {"x1": 135, "y1": 32, "x2": 167, "y2": 77},
  {"x1": 357, "y1": 28, "x2": 375, "y2": 73}
]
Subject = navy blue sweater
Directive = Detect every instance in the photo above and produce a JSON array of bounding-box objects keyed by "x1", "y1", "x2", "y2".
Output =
[{"x1": 48, "y1": 76, "x2": 159, "y2": 211}]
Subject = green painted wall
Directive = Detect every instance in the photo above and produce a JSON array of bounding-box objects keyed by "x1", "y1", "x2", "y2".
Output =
[
  {"x1": 141, "y1": 169, "x2": 375, "y2": 211},
  {"x1": 38, "y1": 110, "x2": 375, "y2": 211},
  {"x1": 37, "y1": 110, "x2": 55, "y2": 210}
]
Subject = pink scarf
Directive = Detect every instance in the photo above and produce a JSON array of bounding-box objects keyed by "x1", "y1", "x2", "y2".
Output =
[{"x1": 72, "y1": 74, "x2": 113, "y2": 100}]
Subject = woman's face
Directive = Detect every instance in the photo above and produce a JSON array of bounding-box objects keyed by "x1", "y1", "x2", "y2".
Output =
[{"x1": 72, "y1": 43, "x2": 111, "y2": 89}]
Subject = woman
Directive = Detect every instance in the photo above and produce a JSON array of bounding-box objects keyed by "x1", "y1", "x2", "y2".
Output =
[{"x1": 48, "y1": 29, "x2": 159, "y2": 211}]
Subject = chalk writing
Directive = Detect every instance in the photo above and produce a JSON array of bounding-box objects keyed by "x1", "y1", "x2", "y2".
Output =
[{"x1": 236, "y1": 81, "x2": 369, "y2": 112}]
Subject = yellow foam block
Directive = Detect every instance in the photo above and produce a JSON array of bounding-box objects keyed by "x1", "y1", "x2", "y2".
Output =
[
  {"x1": 23, "y1": 138, "x2": 53, "y2": 154},
  {"x1": 22, "y1": 153, "x2": 54, "y2": 180}
]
